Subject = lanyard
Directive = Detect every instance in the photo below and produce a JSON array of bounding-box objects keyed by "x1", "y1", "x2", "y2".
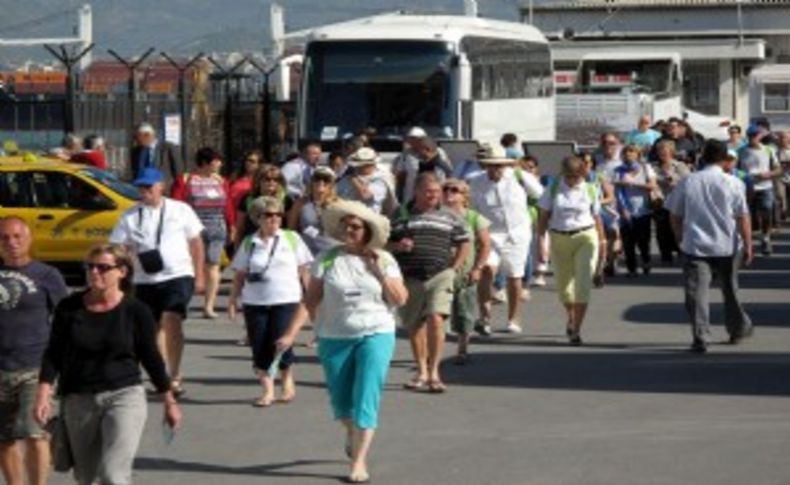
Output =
[
  {"x1": 248, "y1": 235, "x2": 280, "y2": 278},
  {"x1": 138, "y1": 201, "x2": 166, "y2": 248}
]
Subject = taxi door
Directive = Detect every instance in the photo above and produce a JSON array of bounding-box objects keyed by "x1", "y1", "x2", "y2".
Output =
[{"x1": 26, "y1": 169, "x2": 119, "y2": 262}]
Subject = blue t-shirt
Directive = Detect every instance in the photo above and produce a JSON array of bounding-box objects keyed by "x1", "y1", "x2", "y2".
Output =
[
  {"x1": 0, "y1": 261, "x2": 68, "y2": 371},
  {"x1": 625, "y1": 129, "x2": 661, "y2": 150}
]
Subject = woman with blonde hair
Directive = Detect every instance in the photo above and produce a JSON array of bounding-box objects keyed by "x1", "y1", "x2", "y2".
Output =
[
  {"x1": 34, "y1": 244, "x2": 181, "y2": 484},
  {"x1": 441, "y1": 178, "x2": 491, "y2": 364},
  {"x1": 537, "y1": 157, "x2": 606, "y2": 345},
  {"x1": 287, "y1": 166, "x2": 341, "y2": 255},
  {"x1": 233, "y1": 164, "x2": 294, "y2": 247}
]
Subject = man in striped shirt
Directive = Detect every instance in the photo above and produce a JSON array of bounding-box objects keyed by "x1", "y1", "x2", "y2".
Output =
[{"x1": 390, "y1": 173, "x2": 470, "y2": 393}]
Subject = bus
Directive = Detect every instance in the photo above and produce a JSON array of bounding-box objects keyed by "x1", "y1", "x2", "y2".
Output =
[{"x1": 296, "y1": 13, "x2": 555, "y2": 153}]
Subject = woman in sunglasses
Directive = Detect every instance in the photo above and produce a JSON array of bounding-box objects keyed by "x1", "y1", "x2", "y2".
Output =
[
  {"x1": 228, "y1": 196, "x2": 313, "y2": 407},
  {"x1": 276, "y1": 200, "x2": 407, "y2": 483},
  {"x1": 233, "y1": 164, "x2": 294, "y2": 248},
  {"x1": 287, "y1": 166, "x2": 340, "y2": 255},
  {"x1": 441, "y1": 179, "x2": 491, "y2": 364},
  {"x1": 34, "y1": 244, "x2": 181, "y2": 484}
]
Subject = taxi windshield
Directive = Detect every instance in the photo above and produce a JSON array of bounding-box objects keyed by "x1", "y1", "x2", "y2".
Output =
[{"x1": 79, "y1": 168, "x2": 140, "y2": 200}]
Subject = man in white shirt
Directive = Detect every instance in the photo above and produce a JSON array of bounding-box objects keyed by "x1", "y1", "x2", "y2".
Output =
[
  {"x1": 666, "y1": 140, "x2": 753, "y2": 354},
  {"x1": 738, "y1": 125, "x2": 782, "y2": 255},
  {"x1": 594, "y1": 132, "x2": 623, "y2": 183},
  {"x1": 110, "y1": 168, "x2": 205, "y2": 395},
  {"x1": 281, "y1": 141, "x2": 323, "y2": 199},
  {"x1": 468, "y1": 146, "x2": 543, "y2": 334},
  {"x1": 336, "y1": 148, "x2": 398, "y2": 216}
]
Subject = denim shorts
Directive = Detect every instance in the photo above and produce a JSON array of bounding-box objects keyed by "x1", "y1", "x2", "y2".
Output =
[
  {"x1": 0, "y1": 369, "x2": 46, "y2": 442},
  {"x1": 750, "y1": 189, "x2": 775, "y2": 214}
]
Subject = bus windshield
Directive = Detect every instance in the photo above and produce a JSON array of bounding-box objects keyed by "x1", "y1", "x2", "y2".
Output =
[
  {"x1": 302, "y1": 40, "x2": 456, "y2": 140},
  {"x1": 579, "y1": 60, "x2": 673, "y2": 95}
]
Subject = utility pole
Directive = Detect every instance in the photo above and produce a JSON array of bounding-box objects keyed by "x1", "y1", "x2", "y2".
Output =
[
  {"x1": 207, "y1": 56, "x2": 250, "y2": 166},
  {"x1": 107, "y1": 47, "x2": 156, "y2": 151},
  {"x1": 161, "y1": 52, "x2": 205, "y2": 163},
  {"x1": 43, "y1": 43, "x2": 95, "y2": 134}
]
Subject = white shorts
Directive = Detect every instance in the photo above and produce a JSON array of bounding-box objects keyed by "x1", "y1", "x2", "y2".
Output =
[{"x1": 486, "y1": 240, "x2": 529, "y2": 279}]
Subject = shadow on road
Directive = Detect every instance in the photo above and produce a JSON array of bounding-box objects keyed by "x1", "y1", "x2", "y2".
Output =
[
  {"x1": 134, "y1": 457, "x2": 345, "y2": 480},
  {"x1": 441, "y1": 350, "x2": 790, "y2": 397},
  {"x1": 623, "y1": 302, "x2": 790, "y2": 327}
]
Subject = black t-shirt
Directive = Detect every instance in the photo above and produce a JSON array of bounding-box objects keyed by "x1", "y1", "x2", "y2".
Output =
[
  {"x1": 0, "y1": 261, "x2": 68, "y2": 371},
  {"x1": 39, "y1": 292, "x2": 171, "y2": 395}
]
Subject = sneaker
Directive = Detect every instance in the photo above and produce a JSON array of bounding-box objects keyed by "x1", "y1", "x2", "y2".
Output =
[
  {"x1": 728, "y1": 326, "x2": 754, "y2": 345},
  {"x1": 474, "y1": 319, "x2": 492, "y2": 337},
  {"x1": 520, "y1": 288, "x2": 531, "y2": 301},
  {"x1": 689, "y1": 339, "x2": 707, "y2": 354},
  {"x1": 531, "y1": 274, "x2": 547, "y2": 287},
  {"x1": 761, "y1": 239, "x2": 772, "y2": 256},
  {"x1": 505, "y1": 321, "x2": 523, "y2": 334},
  {"x1": 491, "y1": 289, "x2": 507, "y2": 304}
]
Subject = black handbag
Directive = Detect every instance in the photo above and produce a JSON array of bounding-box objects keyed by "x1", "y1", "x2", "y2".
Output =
[
  {"x1": 137, "y1": 202, "x2": 166, "y2": 274},
  {"x1": 46, "y1": 403, "x2": 73, "y2": 472}
]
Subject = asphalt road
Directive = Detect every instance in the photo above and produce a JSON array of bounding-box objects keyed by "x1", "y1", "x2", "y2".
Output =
[{"x1": 50, "y1": 230, "x2": 790, "y2": 485}]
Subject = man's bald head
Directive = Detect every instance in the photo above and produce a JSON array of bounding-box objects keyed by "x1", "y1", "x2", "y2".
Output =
[{"x1": 0, "y1": 217, "x2": 33, "y2": 265}]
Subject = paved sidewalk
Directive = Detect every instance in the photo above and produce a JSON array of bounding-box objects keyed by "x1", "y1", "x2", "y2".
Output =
[{"x1": 51, "y1": 231, "x2": 790, "y2": 485}]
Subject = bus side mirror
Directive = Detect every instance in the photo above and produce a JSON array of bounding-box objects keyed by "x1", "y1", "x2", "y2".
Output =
[{"x1": 457, "y1": 53, "x2": 472, "y2": 102}]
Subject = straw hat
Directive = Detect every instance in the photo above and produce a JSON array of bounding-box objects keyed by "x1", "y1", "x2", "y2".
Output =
[
  {"x1": 478, "y1": 144, "x2": 516, "y2": 165},
  {"x1": 321, "y1": 200, "x2": 390, "y2": 249},
  {"x1": 347, "y1": 147, "x2": 380, "y2": 168}
]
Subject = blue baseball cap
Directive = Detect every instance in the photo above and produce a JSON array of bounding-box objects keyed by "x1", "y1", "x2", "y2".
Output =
[
  {"x1": 133, "y1": 167, "x2": 164, "y2": 187},
  {"x1": 746, "y1": 124, "x2": 761, "y2": 137}
]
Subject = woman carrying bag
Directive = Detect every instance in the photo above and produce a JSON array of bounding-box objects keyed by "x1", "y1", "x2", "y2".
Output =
[{"x1": 33, "y1": 244, "x2": 181, "y2": 485}]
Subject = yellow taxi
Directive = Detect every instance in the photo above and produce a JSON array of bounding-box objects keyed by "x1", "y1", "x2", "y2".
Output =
[{"x1": 0, "y1": 157, "x2": 138, "y2": 264}]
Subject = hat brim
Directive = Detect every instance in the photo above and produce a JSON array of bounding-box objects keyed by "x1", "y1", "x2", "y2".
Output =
[
  {"x1": 479, "y1": 157, "x2": 516, "y2": 165},
  {"x1": 321, "y1": 200, "x2": 390, "y2": 250},
  {"x1": 347, "y1": 159, "x2": 378, "y2": 168},
  {"x1": 132, "y1": 179, "x2": 161, "y2": 187}
]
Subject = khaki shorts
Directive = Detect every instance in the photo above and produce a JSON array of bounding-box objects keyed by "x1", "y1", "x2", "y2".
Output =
[
  {"x1": 0, "y1": 369, "x2": 46, "y2": 442},
  {"x1": 400, "y1": 268, "x2": 456, "y2": 330}
]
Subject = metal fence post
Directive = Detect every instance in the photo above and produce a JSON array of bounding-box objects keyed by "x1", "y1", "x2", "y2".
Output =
[
  {"x1": 161, "y1": 52, "x2": 204, "y2": 164},
  {"x1": 44, "y1": 43, "x2": 94, "y2": 135}
]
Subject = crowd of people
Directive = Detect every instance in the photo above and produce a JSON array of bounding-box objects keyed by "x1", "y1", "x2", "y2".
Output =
[{"x1": 1, "y1": 114, "x2": 787, "y2": 484}]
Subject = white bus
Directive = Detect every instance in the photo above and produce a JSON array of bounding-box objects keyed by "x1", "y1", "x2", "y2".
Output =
[{"x1": 296, "y1": 13, "x2": 555, "y2": 152}]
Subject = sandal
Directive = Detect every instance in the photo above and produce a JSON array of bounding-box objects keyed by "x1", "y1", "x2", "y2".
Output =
[
  {"x1": 427, "y1": 380, "x2": 447, "y2": 394},
  {"x1": 252, "y1": 396, "x2": 274, "y2": 407},
  {"x1": 403, "y1": 377, "x2": 428, "y2": 391}
]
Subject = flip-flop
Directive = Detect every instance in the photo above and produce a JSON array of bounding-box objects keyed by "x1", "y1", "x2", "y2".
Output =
[
  {"x1": 427, "y1": 380, "x2": 447, "y2": 394},
  {"x1": 403, "y1": 377, "x2": 428, "y2": 390},
  {"x1": 277, "y1": 393, "x2": 295, "y2": 404}
]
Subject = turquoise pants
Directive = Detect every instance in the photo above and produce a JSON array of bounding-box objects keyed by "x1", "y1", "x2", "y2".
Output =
[{"x1": 317, "y1": 332, "x2": 395, "y2": 430}]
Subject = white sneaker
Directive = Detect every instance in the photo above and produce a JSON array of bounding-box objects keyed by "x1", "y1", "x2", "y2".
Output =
[
  {"x1": 520, "y1": 288, "x2": 531, "y2": 301},
  {"x1": 532, "y1": 274, "x2": 547, "y2": 287},
  {"x1": 505, "y1": 321, "x2": 523, "y2": 334},
  {"x1": 492, "y1": 289, "x2": 507, "y2": 304}
]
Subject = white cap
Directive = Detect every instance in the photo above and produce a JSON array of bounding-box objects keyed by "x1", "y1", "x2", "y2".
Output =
[
  {"x1": 136, "y1": 122, "x2": 155, "y2": 135},
  {"x1": 407, "y1": 126, "x2": 427, "y2": 139}
]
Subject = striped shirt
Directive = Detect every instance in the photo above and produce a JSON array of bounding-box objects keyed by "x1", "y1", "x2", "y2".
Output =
[{"x1": 390, "y1": 204, "x2": 469, "y2": 281}]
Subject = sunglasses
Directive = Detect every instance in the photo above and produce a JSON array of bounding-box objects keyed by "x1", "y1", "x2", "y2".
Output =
[
  {"x1": 260, "y1": 212, "x2": 283, "y2": 219},
  {"x1": 84, "y1": 262, "x2": 120, "y2": 274},
  {"x1": 443, "y1": 186, "x2": 463, "y2": 194},
  {"x1": 261, "y1": 176, "x2": 280, "y2": 183}
]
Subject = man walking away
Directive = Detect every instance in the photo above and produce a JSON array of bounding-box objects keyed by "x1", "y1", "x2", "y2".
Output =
[
  {"x1": 666, "y1": 140, "x2": 753, "y2": 354},
  {"x1": 0, "y1": 217, "x2": 68, "y2": 485}
]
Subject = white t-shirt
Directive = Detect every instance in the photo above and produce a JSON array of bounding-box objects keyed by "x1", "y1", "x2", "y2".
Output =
[
  {"x1": 538, "y1": 179, "x2": 601, "y2": 232},
  {"x1": 738, "y1": 145, "x2": 775, "y2": 192},
  {"x1": 110, "y1": 198, "x2": 204, "y2": 284},
  {"x1": 230, "y1": 229, "x2": 313, "y2": 306},
  {"x1": 312, "y1": 249, "x2": 402, "y2": 339}
]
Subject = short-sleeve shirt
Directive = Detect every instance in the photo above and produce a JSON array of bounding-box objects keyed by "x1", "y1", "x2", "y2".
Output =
[
  {"x1": 665, "y1": 165, "x2": 749, "y2": 257},
  {"x1": 468, "y1": 169, "x2": 542, "y2": 246},
  {"x1": 0, "y1": 262, "x2": 68, "y2": 371},
  {"x1": 653, "y1": 160, "x2": 690, "y2": 198},
  {"x1": 183, "y1": 174, "x2": 227, "y2": 239},
  {"x1": 625, "y1": 128, "x2": 661, "y2": 150},
  {"x1": 109, "y1": 198, "x2": 205, "y2": 284},
  {"x1": 538, "y1": 179, "x2": 601, "y2": 232},
  {"x1": 311, "y1": 249, "x2": 402, "y2": 339},
  {"x1": 390, "y1": 204, "x2": 469, "y2": 281},
  {"x1": 230, "y1": 229, "x2": 313, "y2": 306},
  {"x1": 614, "y1": 162, "x2": 656, "y2": 218},
  {"x1": 738, "y1": 144, "x2": 776, "y2": 192}
]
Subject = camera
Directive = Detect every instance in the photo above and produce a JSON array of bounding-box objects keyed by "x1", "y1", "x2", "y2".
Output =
[{"x1": 246, "y1": 273, "x2": 267, "y2": 283}]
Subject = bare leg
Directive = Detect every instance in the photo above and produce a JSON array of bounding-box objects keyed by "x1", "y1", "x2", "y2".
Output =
[
  {"x1": 279, "y1": 367, "x2": 295, "y2": 402},
  {"x1": 349, "y1": 427, "x2": 375, "y2": 482},
  {"x1": 477, "y1": 266, "x2": 495, "y2": 321},
  {"x1": 506, "y1": 277, "x2": 522, "y2": 323},
  {"x1": 160, "y1": 312, "x2": 185, "y2": 383},
  {"x1": 203, "y1": 264, "x2": 221, "y2": 315},
  {"x1": 408, "y1": 324, "x2": 429, "y2": 383},
  {"x1": 0, "y1": 441, "x2": 23, "y2": 485},
  {"x1": 257, "y1": 370, "x2": 275, "y2": 405},
  {"x1": 573, "y1": 303, "x2": 589, "y2": 333},
  {"x1": 24, "y1": 438, "x2": 49, "y2": 485},
  {"x1": 426, "y1": 314, "x2": 446, "y2": 384},
  {"x1": 457, "y1": 333, "x2": 469, "y2": 356},
  {"x1": 564, "y1": 302, "x2": 574, "y2": 332}
]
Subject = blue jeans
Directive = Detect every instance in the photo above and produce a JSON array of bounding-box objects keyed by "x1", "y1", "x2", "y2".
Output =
[{"x1": 243, "y1": 303, "x2": 298, "y2": 372}]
